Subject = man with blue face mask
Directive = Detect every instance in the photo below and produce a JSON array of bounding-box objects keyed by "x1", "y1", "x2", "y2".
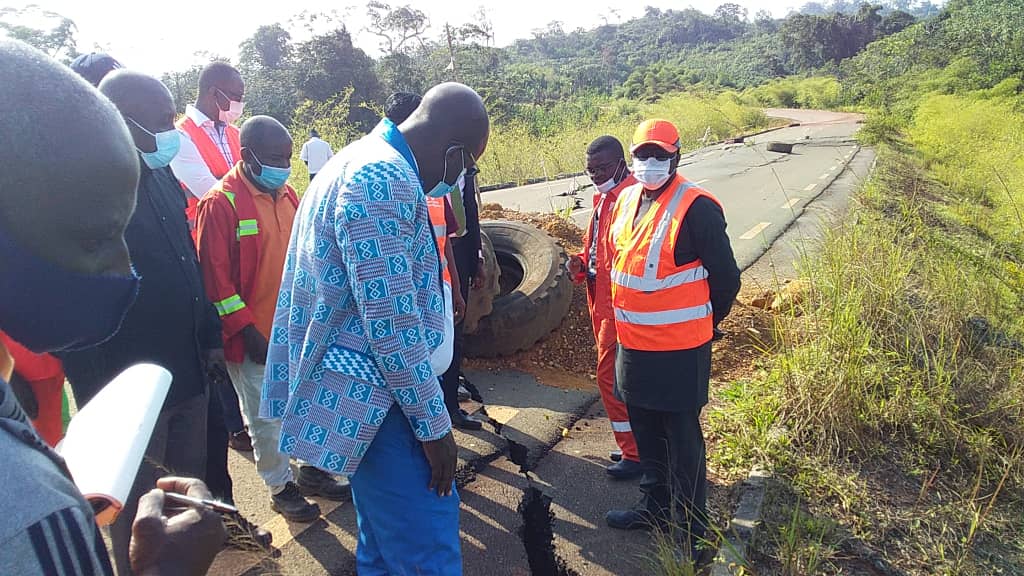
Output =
[
  {"x1": 0, "y1": 40, "x2": 226, "y2": 576},
  {"x1": 196, "y1": 116, "x2": 350, "y2": 523},
  {"x1": 605, "y1": 119, "x2": 741, "y2": 564},
  {"x1": 57, "y1": 69, "x2": 233, "y2": 575},
  {"x1": 262, "y1": 82, "x2": 489, "y2": 575}
]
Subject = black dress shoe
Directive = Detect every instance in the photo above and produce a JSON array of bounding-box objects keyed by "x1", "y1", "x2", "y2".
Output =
[
  {"x1": 606, "y1": 458, "x2": 643, "y2": 480},
  {"x1": 609, "y1": 450, "x2": 623, "y2": 462},
  {"x1": 452, "y1": 409, "x2": 483, "y2": 431},
  {"x1": 296, "y1": 466, "x2": 351, "y2": 501},
  {"x1": 606, "y1": 507, "x2": 655, "y2": 530}
]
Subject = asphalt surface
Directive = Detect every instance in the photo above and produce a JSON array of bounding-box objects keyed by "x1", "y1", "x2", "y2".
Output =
[
  {"x1": 483, "y1": 109, "x2": 864, "y2": 270},
  {"x1": 207, "y1": 109, "x2": 865, "y2": 575}
]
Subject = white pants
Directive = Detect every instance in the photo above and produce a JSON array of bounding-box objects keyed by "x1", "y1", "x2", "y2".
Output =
[{"x1": 227, "y1": 358, "x2": 294, "y2": 490}]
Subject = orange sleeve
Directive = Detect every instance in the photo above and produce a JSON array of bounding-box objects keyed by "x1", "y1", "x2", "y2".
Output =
[{"x1": 196, "y1": 193, "x2": 255, "y2": 339}]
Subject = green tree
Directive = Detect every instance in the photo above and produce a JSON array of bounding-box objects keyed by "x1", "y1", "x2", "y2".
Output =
[
  {"x1": 162, "y1": 65, "x2": 202, "y2": 114},
  {"x1": 238, "y1": 24, "x2": 298, "y2": 124},
  {"x1": 0, "y1": 5, "x2": 78, "y2": 62},
  {"x1": 293, "y1": 27, "x2": 382, "y2": 128}
]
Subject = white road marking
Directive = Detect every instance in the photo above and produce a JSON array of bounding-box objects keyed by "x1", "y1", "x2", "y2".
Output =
[
  {"x1": 739, "y1": 222, "x2": 771, "y2": 240},
  {"x1": 695, "y1": 178, "x2": 710, "y2": 185},
  {"x1": 804, "y1": 183, "x2": 817, "y2": 192},
  {"x1": 782, "y1": 198, "x2": 801, "y2": 209},
  {"x1": 819, "y1": 173, "x2": 831, "y2": 180}
]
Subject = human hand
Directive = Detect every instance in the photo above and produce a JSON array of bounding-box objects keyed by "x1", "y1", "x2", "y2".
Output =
[
  {"x1": 130, "y1": 477, "x2": 227, "y2": 576},
  {"x1": 421, "y1": 432, "x2": 458, "y2": 497},
  {"x1": 453, "y1": 291, "x2": 466, "y2": 323},
  {"x1": 203, "y1": 349, "x2": 228, "y2": 385},
  {"x1": 470, "y1": 258, "x2": 487, "y2": 290},
  {"x1": 241, "y1": 326, "x2": 268, "y2": 364},
  {"x1": 566, "y1": 256, "x2": 585, "y2": 282}
]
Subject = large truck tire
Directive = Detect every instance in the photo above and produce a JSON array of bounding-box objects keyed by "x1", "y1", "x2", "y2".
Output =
[
  {"x1": 463, "y1": 231, "x2": 500, "y2": 335},
  {"x1": 464, "y1": 221, "x2": 573, "y2": 358}
]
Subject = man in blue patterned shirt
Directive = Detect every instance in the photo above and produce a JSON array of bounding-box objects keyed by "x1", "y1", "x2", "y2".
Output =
[{"x1": 261, "y1": 83, "x2": 489, "y2": 574}]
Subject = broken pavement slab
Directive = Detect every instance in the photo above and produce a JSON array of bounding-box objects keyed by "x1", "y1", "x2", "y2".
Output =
[
  {"x1": 712, "y1": 467, "x2": 770, "y2": 576},
  {"x1": 211, "y1": 367, "x2": 598, "y2": 575}
]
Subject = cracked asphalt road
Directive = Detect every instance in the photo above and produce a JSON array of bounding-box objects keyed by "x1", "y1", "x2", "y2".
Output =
[{"x1": 482, "y1": 109, "x2": 864, "y2": 269}]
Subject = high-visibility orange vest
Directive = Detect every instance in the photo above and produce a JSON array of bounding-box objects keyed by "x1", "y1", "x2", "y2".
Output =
[
  {"x1": 176, "y1": 116, "x2": 241, "y2": 232},
  {"x1": 426, "y1": 196, "x2": 452, "y2": 286},
  {"x1": 609, "y1": 175, "x2": 720, "y2": 352}
]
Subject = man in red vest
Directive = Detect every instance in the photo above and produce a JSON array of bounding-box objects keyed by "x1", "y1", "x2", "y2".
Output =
[
  {"x1": 196, "y1": 116, "x2": 349, "y2": 523},
  {"x1": 169, "y1": 61, "x2": 252, "y2": 460},
  {"x1": 567, "y1": 135, "x2": 641, "y2": 480},
  {"x1": 171, "y1": 61, "x2": 244, "y2": 205},
  {"x1": 604, "y1": 120, "x2": 740, "y2": 563}
]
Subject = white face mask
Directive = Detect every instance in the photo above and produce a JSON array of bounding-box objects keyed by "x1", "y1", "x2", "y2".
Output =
[
  {"x1": 632, "y1": 157, "x2": 673, "y2": 189},
  {"x1": 219, "y1": 99, "x2": 244, "y2": 124},
  {"x1": 595, "y1": 177, "x2": 617, "y2": 194}
]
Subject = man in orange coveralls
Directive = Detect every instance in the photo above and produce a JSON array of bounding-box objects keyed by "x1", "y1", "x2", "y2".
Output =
[{"x1": 567, "y1": 135, "x2": 642, "y2": 479}]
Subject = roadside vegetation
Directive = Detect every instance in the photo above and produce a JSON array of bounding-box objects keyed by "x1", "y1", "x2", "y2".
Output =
[{"x1": 702, "y1": 1, "x2": 1024, "y2": 571}]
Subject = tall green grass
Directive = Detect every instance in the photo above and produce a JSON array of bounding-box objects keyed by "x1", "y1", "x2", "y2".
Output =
[
  {"x1": 709, "y1": 92, "x2": 1024, "y2": 573},
  {"x1": 739, "y1": 76, "x2": 843, "y2": 111},
  {"x1": 477, "y1": 92, "x2": 769, "y2": 187}
]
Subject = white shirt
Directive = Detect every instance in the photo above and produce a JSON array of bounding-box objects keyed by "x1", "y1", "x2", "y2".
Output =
[
  {"x1": 300, "y1": 137, "x2": 334, "y2": 174},
  {"x1": 170, "y1": 105, "x2": 238, "y2": 199}
]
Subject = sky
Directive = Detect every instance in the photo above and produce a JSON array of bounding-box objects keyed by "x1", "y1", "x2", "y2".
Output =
[{"x1": 6, "y1": 0, "x2": 802, "y2": 76}]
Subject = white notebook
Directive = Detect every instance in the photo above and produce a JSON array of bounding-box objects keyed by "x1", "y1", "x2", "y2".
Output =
[{"x1": 56, "y1": 363, "x2": 171, "y2": 526}]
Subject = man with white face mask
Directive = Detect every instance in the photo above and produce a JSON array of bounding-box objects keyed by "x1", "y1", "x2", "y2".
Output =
[
  {"x1": 169, "y1": 59, "x2": 251, "y2": 512},
  {"x1": 171, "y1": 62, "x2": 247, "y2": 226},
  {"x1": 567, "y1": 136, "x2": 641, "y2": 480},
  {"x1": 605, "y1": 120, "x2": 740, "y2": 563}
]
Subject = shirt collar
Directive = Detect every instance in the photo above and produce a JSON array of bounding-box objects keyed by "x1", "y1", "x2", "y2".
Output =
[
  {"x1": 375, "y1": 118, "x2": 419, "y2": 177},
  {"x1": 185, "y1": 104, "x2": 215, "y2": 127}
]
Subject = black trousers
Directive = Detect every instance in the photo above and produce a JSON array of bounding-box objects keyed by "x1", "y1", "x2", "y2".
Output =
[
  {"x1": 627, "y1": 404, "x2": 707, "y2": 544},
  {"x1": 205, "y1": 386, "x2": 234, "y2": 503},
  {"x1": 441, "y1": 236, "x2": 476, "y2": 414}
]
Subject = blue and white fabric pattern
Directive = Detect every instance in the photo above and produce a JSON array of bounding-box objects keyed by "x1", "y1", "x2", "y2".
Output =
[{"x1": 260, "y1": 122, "x2": 451, "y2": 476}]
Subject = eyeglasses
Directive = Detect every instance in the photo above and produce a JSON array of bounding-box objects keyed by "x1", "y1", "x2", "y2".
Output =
[
  {"x1": 632, "y1": 149, "x2": 675, "y2": 161},
  {"x1": 585, "y1": 160, "x2": 619, "y2": 175}
]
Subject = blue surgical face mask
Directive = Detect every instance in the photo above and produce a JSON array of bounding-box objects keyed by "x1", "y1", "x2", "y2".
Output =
[
  {"x1": 0, "y1": 226, "x2": 140, "y2": 353},
  {"x1": 126, "y1": 117, "x2": 181, "y2": 169},
  {"x1": 248, "y1": 150, "x2": 291, "y2": 190},
  {"x1": 427, "y1": 146, "x2": 467, "y2": 198}
]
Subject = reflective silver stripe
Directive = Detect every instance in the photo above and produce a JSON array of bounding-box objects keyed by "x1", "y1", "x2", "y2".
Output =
[
  {"x1": 643, "y1": 182, "x2": 694, "y2": 280},
  {"x1": 609, "y1": 185, "x2": 641, "y2": 245},
  {"x1": 433, "y1": 224, "x2": 447, "y2": 238},
  {"x1": 614, "y1": 302, "x2": 712, "y2": 326},
  {"x1": 610, "y1": 420, "x2": 632, "y2": 433},
  {"x1": 611, "y1": 265, "x2": 708, "y2": 291}
]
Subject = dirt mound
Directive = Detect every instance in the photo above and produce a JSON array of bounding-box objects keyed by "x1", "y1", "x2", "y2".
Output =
[
  {"x1": 468, "y1": 207, "x2": 776, "y2": 391},
  {"x1": 469, "y1": 206, "x2": 595, "y2": 386}
]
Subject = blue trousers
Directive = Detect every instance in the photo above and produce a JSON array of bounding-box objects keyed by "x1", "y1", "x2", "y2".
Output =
[{"x1": 349, "y1": 405, "x2": 462, "y2": 575}]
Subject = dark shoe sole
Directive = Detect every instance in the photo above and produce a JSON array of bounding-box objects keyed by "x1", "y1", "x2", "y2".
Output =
[
  {"x1": 271, "y1": 500, "x2": 321, "y2": 523},
  {"x1": 297, "y1": 482, "x2": 352, "y2": 502}
]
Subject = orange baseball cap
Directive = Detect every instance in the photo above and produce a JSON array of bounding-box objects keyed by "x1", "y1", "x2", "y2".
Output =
[{"x1": 630, "y1": 119, "x2": 681, "y2": 154}]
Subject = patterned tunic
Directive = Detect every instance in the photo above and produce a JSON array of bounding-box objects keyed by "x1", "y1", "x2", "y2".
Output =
[{"x1": 260, "y1": 122, "x2": 451, "y2": 476}]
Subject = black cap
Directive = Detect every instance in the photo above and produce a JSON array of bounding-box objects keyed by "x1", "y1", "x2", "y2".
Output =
[{"x1": 70, "y1": 52, "x2": 122, "y2": 87}]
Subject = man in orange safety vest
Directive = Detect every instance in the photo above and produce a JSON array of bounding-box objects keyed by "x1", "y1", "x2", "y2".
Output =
[{"x1": 604, "y1": 120, "x2": 741, "y2": 563}]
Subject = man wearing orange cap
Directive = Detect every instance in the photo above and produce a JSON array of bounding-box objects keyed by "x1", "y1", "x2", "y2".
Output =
[
  {"x1": 568, "y1": 135, "x2": 641, "y2": 479},
  {"x1": 604, "y1": 119, "x2": 740, "y2": 561}
]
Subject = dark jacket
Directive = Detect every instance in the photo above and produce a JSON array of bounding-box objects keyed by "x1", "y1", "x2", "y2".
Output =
[
  {"x1": 60, "y1": 164, "x2": 222, "y2": 408},
  {"x1": 452, "y1": 167, "x2": 483, "y2": 278},
  {"x1": 616, "y1": 195, "x2": 741, "y2": 412}
]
